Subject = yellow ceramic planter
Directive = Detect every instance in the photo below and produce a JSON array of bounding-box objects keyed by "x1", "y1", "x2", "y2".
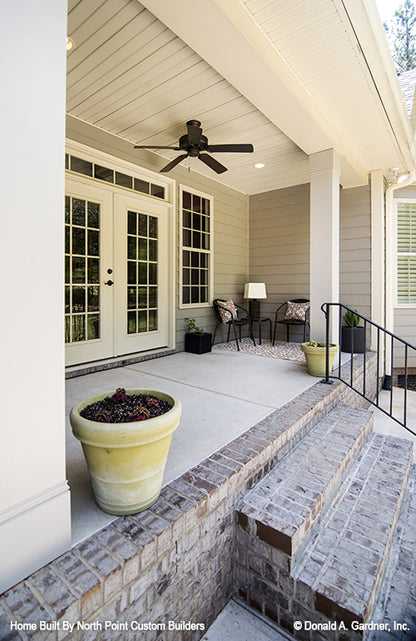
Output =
[
  {"x1": 301, "y1": 342, "x2": 339, "y2": 377},
  {"x1": 70, "y1": 389, "x2": 181, "y2": 515}
]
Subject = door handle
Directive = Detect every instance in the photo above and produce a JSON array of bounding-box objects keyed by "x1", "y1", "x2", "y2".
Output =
[{"x1": 104, "y1": 280, "x2": 114, "y2": 286}]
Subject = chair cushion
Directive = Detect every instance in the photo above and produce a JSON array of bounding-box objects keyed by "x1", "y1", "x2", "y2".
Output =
[
  {"x1": 217, "y1": 299, "x2": 238, "y2": 324},
  {"x1": 284, "y1": 301, "x2": 310, "y2": 322}
]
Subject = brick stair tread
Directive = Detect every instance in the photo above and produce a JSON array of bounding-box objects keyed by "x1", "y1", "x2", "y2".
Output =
[
  {"x1": 236, "y1": 404, "x2": 373, "y2": 557},
  {"x1": 294, "y1": 433, "x2": 413, "y2": 623}
]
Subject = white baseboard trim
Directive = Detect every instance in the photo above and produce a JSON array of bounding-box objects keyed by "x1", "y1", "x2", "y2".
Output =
[{"x1": 0, "y1": 481, "x2": 71, "y2": 594}]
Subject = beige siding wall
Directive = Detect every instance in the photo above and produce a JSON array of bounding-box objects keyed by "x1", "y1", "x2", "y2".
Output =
[
  {"x1": 249, "y1": 184, "x2": 310, "y2": 341},
  {"x1": 393, "y1": 184, "x2": 416, "y2": 359},
  {"x1": 66, "y1": 117, "x2": 249, "y2": 352},
  {"x1": 249, "y1": 182, "x2": 372, "y2": 343},
  {"x1": 339, "y1": 184, "x2": 371, "y2": 321}
]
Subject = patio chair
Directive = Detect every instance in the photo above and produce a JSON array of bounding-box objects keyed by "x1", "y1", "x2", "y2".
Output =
[
  {"x1": 212, "y1": 299, "x2": 256, "y2": 351},
  {"x1": 272, "y1": 299, "x2": 310, "y2": 344}
]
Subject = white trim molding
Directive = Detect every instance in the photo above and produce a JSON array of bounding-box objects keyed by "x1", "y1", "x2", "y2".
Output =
[
  {"x1": 385, "y1": 172, "x2": 416, "y2": 373},
  {"x1": 0, "y1": 482, "x2": 71, "y2": 593}
]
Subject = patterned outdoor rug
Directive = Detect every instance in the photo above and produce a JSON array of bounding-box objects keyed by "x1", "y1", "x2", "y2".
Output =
[{"x1": 212, "y1": 337, "x2": 306, "y2": 363}]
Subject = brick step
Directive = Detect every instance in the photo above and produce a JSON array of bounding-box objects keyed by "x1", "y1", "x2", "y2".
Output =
[
  {"x1": 236, "y1": 404, "x2": 374, "y2": 559},
  {"x1": 293, "y1": 433, "x2": 413, "y2": 630},
  {"x1": 234, "y1": 430, "x2": 413, "y2": 640}
]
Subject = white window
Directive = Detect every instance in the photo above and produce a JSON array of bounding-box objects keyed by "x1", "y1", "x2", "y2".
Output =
[
  {"x1": 179, "y1": 186, "x2": 213, "y2": 307},
  {"x1": 397, "y1": 200, "x2": 416, "y2": 304}
]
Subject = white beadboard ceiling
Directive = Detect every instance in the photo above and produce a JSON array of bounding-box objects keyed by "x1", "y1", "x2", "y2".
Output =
[{"x1": 66, "y1": 0, "x2": 415, "y2": 195}]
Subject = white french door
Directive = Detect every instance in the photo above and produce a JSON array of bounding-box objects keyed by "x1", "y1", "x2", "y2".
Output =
[
  {"x1": 113, "y1": 193, "x2": 169, "y2": 356},
  {"x1": 65, "y1": 178, "x2": 171, "y2": 366}
]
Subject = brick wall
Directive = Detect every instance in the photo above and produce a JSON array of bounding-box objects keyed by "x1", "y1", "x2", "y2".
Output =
[{"x1": 0, "y1": 355, "x2": 377, "y2": 641}]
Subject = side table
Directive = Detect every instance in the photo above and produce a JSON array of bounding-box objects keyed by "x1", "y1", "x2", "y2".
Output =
[{"x1": 251, "y1": 317, "x2": 272, "y2": 345}]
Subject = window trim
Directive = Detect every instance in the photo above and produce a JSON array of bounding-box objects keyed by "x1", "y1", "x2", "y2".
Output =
[
  {"x1": 395, "y1": 197, "x2": 416, "y2": 308},
  {"x1": 179, "y1": 184, "x2": 214, "y2": 309}
]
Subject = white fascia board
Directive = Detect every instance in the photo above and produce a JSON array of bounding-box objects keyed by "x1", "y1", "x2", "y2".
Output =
[
  {"x1": 340, "y1": 0, "x2": 416, "y2": 172},
  {"x1": 140, "y1": 0, "x2": 367, "y2": 187}
]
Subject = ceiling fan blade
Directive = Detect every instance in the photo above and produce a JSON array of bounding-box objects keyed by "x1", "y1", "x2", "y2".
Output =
[
  {"x1": 206, "y1": 144, "x2": 254, "y2": 153},
  {"x1": 134, "y1": 145, "x2": 182, "y2": 150},
  {"x1": 199, "y1": 153, "x2": 227, "y2": 174},
  {"x1": 160, "y1": 154, "x2": 188, "y2": 173},
  {"x1": 186, "y1": 119, "x2": 202, "y2": 146}
]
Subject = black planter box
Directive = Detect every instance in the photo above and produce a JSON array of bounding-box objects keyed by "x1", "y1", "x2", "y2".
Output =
[
  {"x1": 185, "y1": 332, "x2": 212, "y2": 354},
  {"x1": 341, "y1": 326, "x2": 365, "y2": 353}
]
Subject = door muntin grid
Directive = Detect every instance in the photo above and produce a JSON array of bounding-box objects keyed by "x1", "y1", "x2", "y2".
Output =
[
  {"x1": 65, "y1": 195, "x2": 101, "y2": 344},
  {"x1": 126, "y1": 210, "x2": 158, "y2": 334}
]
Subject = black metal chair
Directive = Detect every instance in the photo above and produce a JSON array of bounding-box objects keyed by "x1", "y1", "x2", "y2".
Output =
[
  {"x1": 272, "y1": 299, "x2": 310, "y2": 344},
  {"x1": 212, "y1": 299, "x2": 256, "y2": 351}
]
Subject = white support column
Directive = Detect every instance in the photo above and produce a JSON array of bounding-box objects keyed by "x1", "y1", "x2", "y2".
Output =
[
  {"x1": 0, "y1": 0, "x2": 70, "y2": 593},
  {"x1": 370, "y1": 170, "x2": 385, "y2": 376},
  {"x1": 309, "y1": 149, "x2": 341, "y2": 343}
]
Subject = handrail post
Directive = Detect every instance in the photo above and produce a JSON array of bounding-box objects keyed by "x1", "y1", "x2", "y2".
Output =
[{"x1": 325, "y1": 303, "x2": 330, "y2": 383}]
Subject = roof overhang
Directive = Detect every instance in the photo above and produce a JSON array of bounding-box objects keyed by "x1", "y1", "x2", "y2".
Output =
[{"x1": 140, "y1": 0, "x2": 416, "y2": 188}]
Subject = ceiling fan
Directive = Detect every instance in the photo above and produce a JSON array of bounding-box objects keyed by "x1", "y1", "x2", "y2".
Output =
[{"x1": 134, "y1": 119, "x2": 254, "y2": 174}]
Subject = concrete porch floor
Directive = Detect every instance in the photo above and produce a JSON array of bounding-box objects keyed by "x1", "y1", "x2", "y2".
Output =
[
  {"x1": 66, "y1": 347, "x2": 318, "y2": 545},
  {"x1": 66, "y1": 347, "x2": 416, "y2": 547}
]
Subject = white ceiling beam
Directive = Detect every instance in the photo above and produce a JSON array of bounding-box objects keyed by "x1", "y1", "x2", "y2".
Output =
[{"x1": 139, "y1": 0, "x2": 368, "y2": 187}]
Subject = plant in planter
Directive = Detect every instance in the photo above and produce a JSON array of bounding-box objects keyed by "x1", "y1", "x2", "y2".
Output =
[
  {"x1": 70, "y1": 387, "x2": 181, "y2": 515},
  {"x1": 341, "y1": 309, "x2": 365, "y2": 353},
  {"x1": 301, "y1": 340, "x2": 339, "y2": 377},
  {"x1": 184, "y1": 317, "x2": 212, "y2": 354}
]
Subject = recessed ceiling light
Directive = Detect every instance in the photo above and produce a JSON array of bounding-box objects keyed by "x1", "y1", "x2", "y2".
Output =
[
  {"x1": 66, "y1": 36, "x2": 74, "y2": 52},
  {"x1": 254, "y1": 163, "x2": 265, "y2": 168}
]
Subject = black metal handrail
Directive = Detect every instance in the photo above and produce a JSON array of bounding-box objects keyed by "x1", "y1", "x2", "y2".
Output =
[{"x1": 321, "y1": 302, "x2": 416, "y2": 436}]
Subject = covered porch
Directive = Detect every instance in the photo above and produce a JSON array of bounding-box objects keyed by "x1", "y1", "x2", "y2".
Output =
[
  {"x1": 66, "y1": 344, "x2": 316, "y2": 544},
  {"x1": 4, "y1": 0, "x2": 416, "y2": 623}
]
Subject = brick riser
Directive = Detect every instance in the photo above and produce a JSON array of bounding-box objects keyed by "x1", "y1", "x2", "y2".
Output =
[
  {"x1": 301, "y1": 435, "x2": 414, "y2": 633},
  {"x1": 234, "y1": 432, "x2": 414, "y2": 641}
]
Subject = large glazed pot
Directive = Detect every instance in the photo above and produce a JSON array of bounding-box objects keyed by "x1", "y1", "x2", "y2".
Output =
[
  {"x1": 70, "y1": 389, "x2": 181, "y2": 515},
  {"x1": 301, "y1": 343, "x2": 339, "y2": 377}
]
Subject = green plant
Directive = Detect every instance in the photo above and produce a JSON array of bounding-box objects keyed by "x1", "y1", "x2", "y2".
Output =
[
  {"x1": 343, "y1": 309, "x2": 361, "y2": 327},
  {"x1": 308, "y1": 341, "x2": 326, "y2": 347},
  {"x1": 185, "y1": 317, "x2": 204, "y2": 334}
]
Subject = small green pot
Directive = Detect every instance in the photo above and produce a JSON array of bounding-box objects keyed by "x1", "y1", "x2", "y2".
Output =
[
  {"x1": 301, "y1": 343, "x2": 339, "y2": 377},
  {"x1": 70, "y1": 389, "x2": 181, "y2": 515}
]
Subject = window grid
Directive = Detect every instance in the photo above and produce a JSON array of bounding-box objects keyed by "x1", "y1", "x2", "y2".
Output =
[
  {"x1": 65, "y1": 195, "x2": 101, "y2": 344},
  {"x1": 65, "y1": 153, "x2": 166, "y2": 201},
  {"x1": 180, "y1": 189, "x2": 212, "y2": 306}
]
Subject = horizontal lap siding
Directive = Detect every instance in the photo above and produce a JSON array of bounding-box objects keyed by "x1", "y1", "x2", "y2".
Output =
[
  {"x1": 340, "y1": 184, "x2": 371, "y2": 321},
  {"x1": 249, "y1": 185, "x2": 310, "y2": 341},
  {"x1": 66, "y1": 118, "x2": 249, "y2": 353}
]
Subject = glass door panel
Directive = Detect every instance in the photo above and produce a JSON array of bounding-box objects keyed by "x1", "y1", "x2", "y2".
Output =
[
  {"x1": 114, "y1": 193, "x2": 169, "y2": 356},
  {"x1": 65, "y1": 196, "x2": 101, "y2": 343},
  {"x1": 65, "y1": 179, "x2": 113, "y2": 366}
]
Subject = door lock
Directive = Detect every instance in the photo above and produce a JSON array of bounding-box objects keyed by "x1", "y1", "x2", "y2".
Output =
[{"x1": 104, "y1": 280, "x2": 114, "y2": 286}]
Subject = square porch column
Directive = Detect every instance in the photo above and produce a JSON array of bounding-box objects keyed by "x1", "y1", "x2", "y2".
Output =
[
  {"x1": 309, "y1": 149, "x2": 341, "y2": 342},
  {"x1": 0, "y1": 0, "x2": 71, "y2": 594}
]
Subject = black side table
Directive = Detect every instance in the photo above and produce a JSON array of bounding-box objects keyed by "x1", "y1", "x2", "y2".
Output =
[{"x1": 251, "y1": 317, "x2": 272, "y2": 345}]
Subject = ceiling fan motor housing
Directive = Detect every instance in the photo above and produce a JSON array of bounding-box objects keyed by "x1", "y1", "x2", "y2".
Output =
[{"x1": 179, "y1": 134, "x2": 208, "y2": 155}]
